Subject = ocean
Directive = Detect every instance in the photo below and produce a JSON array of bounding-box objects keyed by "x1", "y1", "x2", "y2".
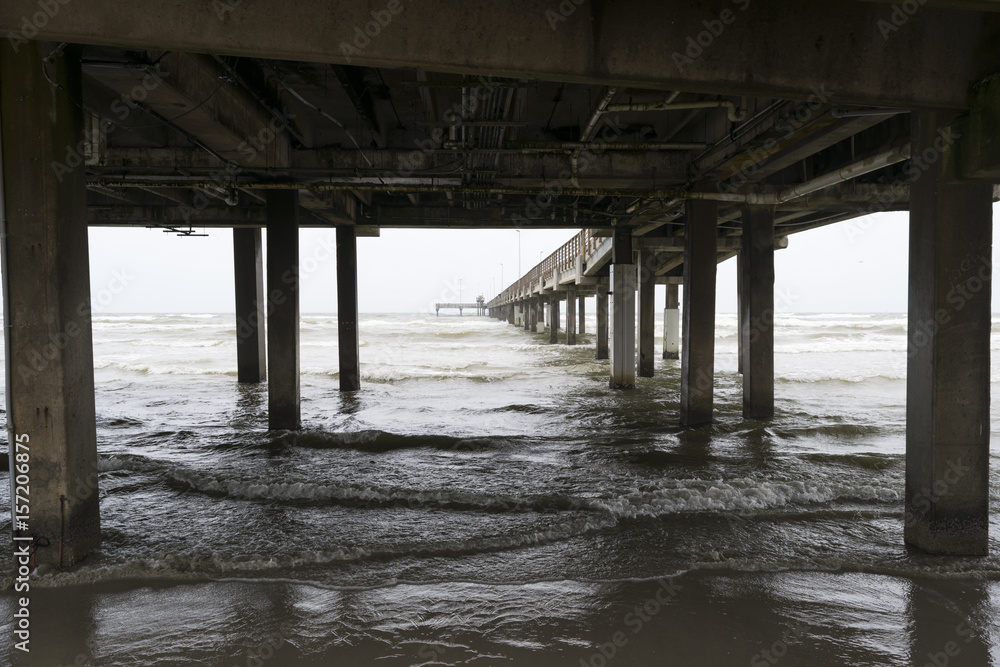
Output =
[{"x1": 0, "y1": 311, "x2": 998, "y2": 666}]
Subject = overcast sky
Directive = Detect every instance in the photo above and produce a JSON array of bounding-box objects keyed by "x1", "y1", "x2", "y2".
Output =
[{"x1": 85, "y1": 203, "x2": 1000, "y2": 314}]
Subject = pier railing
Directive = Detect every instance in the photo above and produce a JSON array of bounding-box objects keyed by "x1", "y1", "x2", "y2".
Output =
[{"x1": 489, "y1": 229, "x2": 603, "y2": 306}]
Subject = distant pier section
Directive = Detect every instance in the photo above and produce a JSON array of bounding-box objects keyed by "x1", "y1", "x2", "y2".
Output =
[{"x1": 436, "y1": 296, "x2": 486, "y2": 316}]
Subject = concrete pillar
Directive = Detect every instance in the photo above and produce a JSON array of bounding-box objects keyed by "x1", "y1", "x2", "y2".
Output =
[
  {"x1": 337, "y1": 226, "x2": 361, "y2": 392},
  {"x1": 524, "y1": 302, "x2": 530, "y2": 330},
  {"x1": 0, "y1": 42, "x2": 100, "y2": 566},
  {"x1": 905, "y1": 110, "x2": 993, "y2": 556},
  {"x1": 736, "y1": 252, "x2": 744, "y2": 375},
  {"x1": 566, "y1": 287, "x2": 577, "y2": 345},
  {"x1": 680, "y1": 197, "x2": 718, "y2": 425},
  {"x1": 530, "y1": 299, "x2": 538, "y2": 332},
  {"x1": 610, "y1": 229, "x2": 636, "y2": 389},
  {"x1": 741, "y1": 206, "x2": 775, "y2": 419},
  {"x1": 663, "y1": 284, "x2": 680, "y2": 360},
  {"x1": 234, "y1": 228, "x2": 267, "y2": 383},
  {"x1": 596, "y1": 284, "x2": 609, "y2": 360},
  {"x1": 578, "y1": 295, "x2": 586, "y2": 334},
  {"x1": 638, "y1": 250, "x2": 656, "y2": 377},
  {"x1": 266, "y1": 190, "x2": 300, "y2": 430},
  {"x1": 549, "y1": 297, "x2": 559, "y2": 344}
]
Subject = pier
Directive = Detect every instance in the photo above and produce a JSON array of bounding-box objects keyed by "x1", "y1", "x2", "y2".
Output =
[
  {"x1": 436, "y1": 298, "x2": 486, "y2": 316},
  {"x1": 1, "y1": 1, "x2": 999, "y2": 566}
]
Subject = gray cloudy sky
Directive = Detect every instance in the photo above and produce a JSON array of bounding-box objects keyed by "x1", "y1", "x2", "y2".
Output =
[{"x1": 86, "y1": 203, "x2": 1000, "y2": 314}]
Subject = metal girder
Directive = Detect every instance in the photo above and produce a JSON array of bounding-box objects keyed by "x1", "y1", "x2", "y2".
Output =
[{"x1": 92, "y1": 146, "x2": 690, "y2": 186}]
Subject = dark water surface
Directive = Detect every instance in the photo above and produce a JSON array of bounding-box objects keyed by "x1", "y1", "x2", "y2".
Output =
[{"x1": 0, "y1": 313, "x2": 998, "y2": 665}]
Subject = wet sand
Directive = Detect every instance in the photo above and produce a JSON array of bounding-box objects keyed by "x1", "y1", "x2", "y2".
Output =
[{"x1": 2, "y1": 570, "x2": 997, "y2": 666}]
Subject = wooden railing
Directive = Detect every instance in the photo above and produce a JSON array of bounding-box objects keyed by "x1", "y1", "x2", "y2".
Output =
[{"x1": 488, "y1": 229, "x2": 605, "y2": 307}]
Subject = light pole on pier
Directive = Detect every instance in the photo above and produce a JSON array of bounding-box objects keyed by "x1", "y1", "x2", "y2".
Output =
[{"x1": 516, "y1": 229, "x2": 521, "y2": 277}]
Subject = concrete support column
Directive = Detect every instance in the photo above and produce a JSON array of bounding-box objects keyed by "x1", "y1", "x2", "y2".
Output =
[
  {"x1": 905, "y1": 110, "x2": 993, "y2": 556},
  {"x1": 596, "y1": 284, "x2": 609, "y2": 360},
  {"x1": 610, "y1": 229, "x2": 636, "y2": 389},
  {"x1": 549, "y1": 297, "x2": 559, "y2": 344},
  {"x1": 736, "y1": 253, "x2": 744, "y2": 375},
  {"x1": 740, "y1": 206, "x2": 775, "y2": 419},
  {"x1": 337, "y1": 226, "x2": 361, "y2": 392},
  {"x1": 638, "y1": 250, "x2": 656, "y2": 378},
  {"x1": 578, "y1": 295, "x2": 586, "y2": 334},
  {"x1": 566, "y1": 287, "x2": 577, "y2": 345},
  {"x1": 524, "y1": 302, "x2": 530, "y2": 330},
  {"x1": 234, "y1": 228, "x2": 267, "y2": 383},
  {"x1": 1, "y1": 42, "x2": 100, "y2": 566},
  {"x1": 680, "y1": 197, "x2": 718, "y2": 425},
  {"x1": 530, "y1": 299, "x2": 538, "y2": 332},
  {"x1": 266, "y1": 190, "x2": 300, "y2": 430},
  {"x1": 663, "y1": 283, "x2": 680, "y2": 360}
]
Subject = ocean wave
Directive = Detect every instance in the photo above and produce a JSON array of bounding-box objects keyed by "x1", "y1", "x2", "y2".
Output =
[
  {"x1": 7, "y1": 511, "x2": 620, "y2": 589},
  {"x1": 689, "y1": 554, "x2": 1000, "y2": 580},
  {"x1": 320, "y1": 367, "x2": 519, "y2": 384},
  {"x1": 94, "y1": 360, "x2": 237, "y2": 376},
  {"x1": 270, "y1": 429, "x2": 496, "y2": 453},
  {"x1": 95, "y1": 452, "x2": 904, "y2": 519},
  {"x1": 776, "y1": 374, "x2": 905, "y2": 384}
]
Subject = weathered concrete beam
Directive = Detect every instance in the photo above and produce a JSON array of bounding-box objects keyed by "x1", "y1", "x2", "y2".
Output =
[
  {"x1": 680, "y1": 196, "x2": 718, "y2": 426},
  {"x1": 637, "y1": 249, "x2": 656, "y2": 377},
  {"x1": 596, "y1": 287, "x2": 609, "y2": 360},
  {"x1": 266, "y1": 190, "x2": 301, "y2": 430},
  {"x1": 905, "y1": 110, "x2": 993, "y2": 556},
  {"x1": 548, "y1": 296, "x2": 560, "y2": 344},
  {"x1": 95, "y1": 147, "x2": 689, "y2": 186},
  {"x1": 609, "y1": 228, "x2": 636, "y2": 389},
  {"x1": 740, "y1": 206, "x2": 775, "y2": 419},
  {"x1": 3, "y1": 1, "x2": 995, "y2": 108},
  {"x1": 83, "y1": 52, "x2": 289, "y2": 168},
  {"x1": 1, "y1": 42, "x2": 100, "y2": 566},
  {"x1": 233, "y1": 228, "x2": 267, "y2": 383},
  {"x1": 337, "y1": 226, "x2": 361, "y2": 391},
  {"x1": 961, "y1": 76, "x2": 1000, "y2": 181}
]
